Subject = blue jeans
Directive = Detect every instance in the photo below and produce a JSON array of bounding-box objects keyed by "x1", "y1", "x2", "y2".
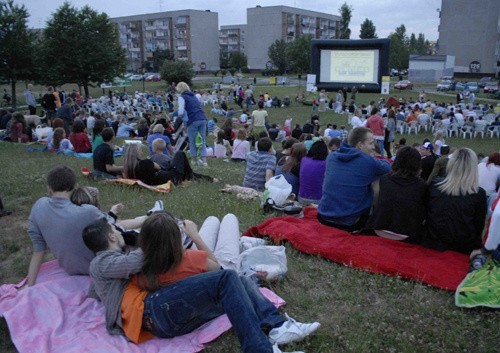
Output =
[
  {"x1": 143, "y1": 270, "x2": 284, "y2": 353},
  {"x1": 187, "y1": 120, "x2": 207, "y2": 158}
]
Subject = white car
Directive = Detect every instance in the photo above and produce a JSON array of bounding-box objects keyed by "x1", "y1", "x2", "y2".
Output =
[{"x1": 130, "y1": 74, "x2": 144, "y2": 81}]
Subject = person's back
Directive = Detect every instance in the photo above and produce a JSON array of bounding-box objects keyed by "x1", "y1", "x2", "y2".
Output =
[
  {"x1": 299, "y1": 156, "x2": 326, "y2": 203},
  {"x1": 243, "y1": 138, "x2": 276, "y2": 191}
]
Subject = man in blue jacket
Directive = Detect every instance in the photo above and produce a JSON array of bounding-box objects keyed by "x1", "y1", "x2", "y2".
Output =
[{"x1": 318, "y1": 127, "x2": 391, "y2": 232}]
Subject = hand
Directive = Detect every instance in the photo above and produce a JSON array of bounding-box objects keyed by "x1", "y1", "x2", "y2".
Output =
[
  {"x1": 110, "y1": 203, "x2": 124, "y2": 215},
  {"x1": 183, "y1": 220, "x2": 200, "y2": 240}
]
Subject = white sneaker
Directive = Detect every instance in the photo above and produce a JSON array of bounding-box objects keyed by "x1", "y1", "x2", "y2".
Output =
[
  {"x1": 272, "y1": 344, "x2": 304, "y2": 353},
  {"x1": 269, "y1": 313, "x2": 320, "y2": 345},
  {"x1": 147, "y1": 200, "x2": 164, "y2": 216}
]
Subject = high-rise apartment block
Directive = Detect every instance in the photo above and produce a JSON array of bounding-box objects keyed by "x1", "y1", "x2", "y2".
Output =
[
  {"x1": 437, "y1": 0, "x2": 499, "y2": 75},
  {"x1": 245, "y1": 6, "x2": 340, "y2": 69},
  {"x1": 112, "y1": 10, "x2": 219, "y2": 72},
  {"x1": 219, "y1": 24, "x2": 247, "y2": 60}
]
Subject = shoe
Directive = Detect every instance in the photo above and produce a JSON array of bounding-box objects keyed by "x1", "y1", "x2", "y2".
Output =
[
  {"x1": 269, "y1": 313, "x2": 320, "y2": 345},
  {"x1": 147, "y1": 200, "x2": 164, "y2": 216},
  {"x1": 272, "y1": 344, "x2": 304, "y2": 353}
]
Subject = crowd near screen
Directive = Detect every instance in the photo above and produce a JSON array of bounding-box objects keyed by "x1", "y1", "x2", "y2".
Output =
[{"x1": 319, "y1": 49, "x2": 379, "y2": 85}]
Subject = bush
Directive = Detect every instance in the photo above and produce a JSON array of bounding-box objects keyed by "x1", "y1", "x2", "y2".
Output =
[
  {"x1": 220, "y1": 69, "x2": 227, "y2": 76},
  {"x1": 228, "y1": 67, "x2": 237, "y2": 76},
  {"x1": 212, "y1": 70, "x2": 220, "y2": 77},
  {"x1": 241, "y1": 67, "x2": 250, "y2": 74},
  {"x1": 262, "y1": 69, "x2": 279, "y2": 77},
  {"x1": 160, "y1": 60, "x2": 195, "y2": 85}
]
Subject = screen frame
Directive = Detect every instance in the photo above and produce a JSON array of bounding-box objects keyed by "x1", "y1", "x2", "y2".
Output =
[{"x1": 311, "y1": 39, "x2": 390, "y2": 93}]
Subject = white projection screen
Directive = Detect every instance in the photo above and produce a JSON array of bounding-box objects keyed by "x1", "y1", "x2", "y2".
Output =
[{"x1": 320, "y1": 49, "x2": 379, "y2": 84}]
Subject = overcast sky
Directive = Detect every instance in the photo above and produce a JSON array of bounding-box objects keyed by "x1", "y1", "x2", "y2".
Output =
[{"x1": 17, "y1": 0, "x2": 442, "y2": 40}]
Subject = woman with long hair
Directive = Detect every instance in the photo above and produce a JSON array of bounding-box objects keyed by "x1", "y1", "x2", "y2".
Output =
[
  {"x1": 231, "y1": 128, "x2": 251, "y2": 162},
  {"x1": 433, "y1": 130, "x2": 445, "y2": 156},
  {"x1": 123, "y1": 144, "x2": 212, "y2": 185},
  {"x1": 69, "y1": 119, "x2": 92, "y2": 153},
  {"x1": 384, "y1": 109, "x2": 396, "y2": 158},
  {"x1": 366, "y1": 146, "x2": 428, "y2": 242},
  {"x1": 424, "y1": 148, "x2": 487, "y2": 254},
  {"x1": 9, "y1": 112, "x2": 29, "y2": 143},
  {"x1": 91, "y1": 119, "x2": 106, "y2": 153},
  {"x1": 278, "y1": 142, "x2": 307, "y2": 197},
  {"x1": 298, "y1": 139, "x2": 329, "y2": 205},
  {"x1": 52, "y1": 127, "x2": 74, "y2": 151}
]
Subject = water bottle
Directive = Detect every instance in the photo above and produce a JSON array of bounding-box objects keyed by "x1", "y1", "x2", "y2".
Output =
[{"x1": 469, "y1": 254, "x2": 487, "y2": 271}]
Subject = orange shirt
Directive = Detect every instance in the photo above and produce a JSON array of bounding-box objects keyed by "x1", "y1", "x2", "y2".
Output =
[
  {"x1": 121, "y1": 250, "x2": 208, "y2": 344},
  {"x1": 405, "y1": 114, "x2": 417, "y2": 123}
]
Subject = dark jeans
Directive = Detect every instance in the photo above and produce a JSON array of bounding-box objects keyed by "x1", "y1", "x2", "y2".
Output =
[
  {"x1": 317, "y1": 210, "x2": 370, "y2": 232},
  {"x1": 143, "y1": 270, "x2": 284, "y2": 353},
  {"x1": 159, "y1": 151, "x2": 213, "y2": 185},
  {"x1": 28, "y1": 105, "x2": 36, "y2": 115}
]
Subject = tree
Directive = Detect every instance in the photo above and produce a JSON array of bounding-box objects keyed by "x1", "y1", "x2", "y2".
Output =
[
  {"x1": 339, "y1": 2, "x2": 353, "y2": 39},
  {"x1": 268, "y1": 39, "x2": 289, "y2": 74},
  {"x1": 388, "y1": 24, "x2": 409, "y2": 70},
  {"x1": 38, "y1": 2, "x2": 126, "y2": 97},
  {"x1": 229, "y1": 51, "x2": 247, "y2": 71},
  {"x1": 160, "y1": 60, "x2": 195, "y2": 85},
  {"x1": 219, "y1": 48, "x2": 229, "y2": 69},
  {"x1": 0, "y1": 0, "x2": 35, "y2": 107},
  {"x1": 286, "y1": 35, "x2": 312, "y2": 75},
  {"x1": 415, "y1": 33, "x2": 429, "y2": 55},
  {"x1": 408, "y1": 33, "x2": 417, "y2": 54},
  {"x1": 152, "y1": 49, "x2": 174, "y2": 72},
  {"x1": 359, "y1": 18, "x2": 377, "y2": 39}
]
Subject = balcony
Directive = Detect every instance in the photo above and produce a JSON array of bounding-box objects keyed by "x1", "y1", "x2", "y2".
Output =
[{"x1": 176, "y1": 45, "x2": 187, "y2": 50}]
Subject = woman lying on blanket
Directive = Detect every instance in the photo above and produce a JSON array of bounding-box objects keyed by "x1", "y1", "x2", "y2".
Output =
[
  {"x1": 123, "y1": 144, "x2": 213, "y2": 186},
  {"x1": 83, "y1": 213, "x2": 320, "y2": 353}
]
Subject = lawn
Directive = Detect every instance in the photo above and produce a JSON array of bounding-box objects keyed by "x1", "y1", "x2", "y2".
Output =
[{"x1": 0, "y1": 84, "x2": 499, "y2": 353}]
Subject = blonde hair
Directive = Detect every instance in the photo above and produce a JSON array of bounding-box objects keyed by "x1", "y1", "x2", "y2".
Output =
[
  {"x1": 71, "y1": 187, "x2": 100, "y2": 208},
  {"x1": 236, "y1": 128, "x2": 247, "y2": 140},
  {"x1": 152, "y1": 124, "x2": 164, "y2": 134},
  {"x1": 176, "y1": 82, "x2": 190, "y2": 93},
  {"x1": 152, "y1": 138, "x2": 166, "y2": 152},
  {"x1": 437, "y1": 148, "x2": 478, "y2": 196},
  {"x1": 123, "y1": 144, "x2": 142, "y2": 179}
]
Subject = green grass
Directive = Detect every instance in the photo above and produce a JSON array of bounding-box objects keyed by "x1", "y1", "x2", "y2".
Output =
[{"x1": 1, "y1": 84, "x2": 499, "y2": 353}]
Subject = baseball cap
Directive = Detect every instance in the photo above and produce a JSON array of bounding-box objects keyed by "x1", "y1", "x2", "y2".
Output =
[{"x1": 422, "y1": 142, "x2": 434, "y2": 151}]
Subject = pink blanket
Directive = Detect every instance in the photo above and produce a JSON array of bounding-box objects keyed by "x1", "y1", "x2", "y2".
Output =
[{"x1": 0, "y1": 260, "x2": 285, "y2": 353}]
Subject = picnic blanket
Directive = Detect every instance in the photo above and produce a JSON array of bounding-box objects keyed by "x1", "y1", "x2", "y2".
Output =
[
  {"x1": 100, "y1": 178, "x2": 174, "y2": 193},
  {"x1": 455, "y1": 259, "x2": 500, "y2": 308},
  {"x1": 244, "y1": 207, "x2": 469, "y2": 290},
  {"x1": 0, "y1": 260, "x2": 285, "y2": 353}
]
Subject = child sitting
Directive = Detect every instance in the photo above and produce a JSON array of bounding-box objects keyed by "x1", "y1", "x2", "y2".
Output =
[
  {"x1": 214, "y1": 130, "x2": 232, "y2": 159},
  {"x1": 150, "y1": 138, "x2": 172, "y2": 171},
  {"x1": 51, "y1": 127, "x2": 74, "y2": 152}
]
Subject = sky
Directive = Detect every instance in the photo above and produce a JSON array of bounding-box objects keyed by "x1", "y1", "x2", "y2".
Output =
[{"x1": 17, "y1": 0, "x2": 442, "y2": 40}]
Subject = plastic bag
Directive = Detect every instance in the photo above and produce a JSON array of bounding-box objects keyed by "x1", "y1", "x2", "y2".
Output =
[
  {"x1": 261, "y1": 175, "x2": 292, "y2": 207},
  {"x1": 34, "y1": 125, "x2": 52, "y2": 142},
  {"x1": 239, "y1": 236, "x2": 266, "y2": 253},
  {"x1": 238, "y1": 245, "x2": 288, "y2": 282}
]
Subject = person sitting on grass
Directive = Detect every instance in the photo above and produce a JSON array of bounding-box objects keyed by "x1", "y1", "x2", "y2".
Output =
[
  {"x1": 298, "y1": 140, "x2": 329, "y2": 205},
  {"x1": 150, "y1": 138, "x2": 172, "y2": 171},
  {"x1": 243, "y1": 137, "x2": 276, "y2": 191},
  {"x1": 147, "y1": 123, "x2": 174, "y2": 156},
  {"x1": 69, "y1": 119, "x2": 92, "y2": 153},
  {"x1": 51, "y1": 127, "x2": 74, "y2": 152},
  {"x1": 83, "y1": 212, "x2": 320, "y2": 352},
  {"x1": 123, "y1": 144, "x2": 213, "y2": 186},
  {"x1": 214, "y1": 130, "x2": 232, "y2": 159},
  {"x1": 92, "y1": 127, "x2": 124, "y2": 179},
  {"x1": 25, "y1": 165, "x2": 103, "y2": 286},
  {"x1": 231, "y1": 128, "x2": 251, "y2": 162},
  {"x1": 9, "y1": 112, "x2": 29, "y2": 143}
]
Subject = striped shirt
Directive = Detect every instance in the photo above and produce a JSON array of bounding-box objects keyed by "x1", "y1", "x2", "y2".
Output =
[{"x1": 243, "y1": 151, "x2": 276, "y2": 191}]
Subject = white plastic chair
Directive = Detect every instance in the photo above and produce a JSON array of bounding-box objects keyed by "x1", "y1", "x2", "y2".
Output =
[
  {"x1": 461, "y1": 125, "x2": 474, "y2": 139},
  {"x1": 448, "y1": 123, "x2": 460, "y2": 137},
  {"x1": 397, "y1": 120, "x2": 405, "y2": 134},
  {"x1": 407, "y1": 121, "x2": 419, "y2": 135},
  {"x1": 489, "y1": 125, "x2": 500, "y2": 138}
]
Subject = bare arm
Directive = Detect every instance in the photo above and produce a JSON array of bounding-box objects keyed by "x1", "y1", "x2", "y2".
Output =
[
  {"x1": 183, "y1": 220, "x2": 219, "y2": 265},
  {"x1": 106, "y1": 164, "x2": 124, "y2": 173},
  {"x1": 265, "y1": 169, "x2": 274, "y2": 182},
  {"x1": 27, "y1": 251, "x2": 45, "y2": 286}
]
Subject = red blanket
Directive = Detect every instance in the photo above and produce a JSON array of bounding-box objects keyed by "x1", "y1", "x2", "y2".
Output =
[{"x1": 244, "y1": 207, "x2": 469, "y2": 290}]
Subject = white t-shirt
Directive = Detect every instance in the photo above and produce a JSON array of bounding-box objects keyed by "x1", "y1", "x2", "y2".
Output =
[
  {"x1": 231, "y1": 139, "x2": 251, "y2": 160},
  {"x1": 251, "y1": 109, "x2": 268, "y2": 127},
  {"x1": 478, "y1": 162, "x2": 500, "y2": 196}
]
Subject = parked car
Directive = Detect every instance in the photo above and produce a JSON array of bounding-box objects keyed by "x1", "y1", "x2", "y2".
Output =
[
  {"x1": 483, "y1": 82, "x2": 499, "y2": 93},
  {"x1": 390, "y1": 68, "x2": 399, "y2": 77},
  {"x1": 145, "y1": 73, "x2": 161, "y2": 81},
  {"x1": 130, "y1": 74, "x2": 144, "y2": 81},
  {"x1": 454, "y1": 82, "x2": 465, "y2": 91},
  {"x1": 436, "y1": 80, "x2": 455, "y2": 91},
  {"x1": 394, "y1": 80, "x2": 413, "y2": 90},
  {"x1": 465, "y1": 82, "x2": 479, "y2": 93},
  {"x1": 478, "y1": 76, "x2": 493, "y2": 88}
]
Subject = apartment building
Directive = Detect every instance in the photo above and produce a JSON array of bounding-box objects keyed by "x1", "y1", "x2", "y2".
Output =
[
  {"x1": 219, "y1": 24, "x2": 247, "y2": 61},
  {"x1": 437, "y1": 0, "x2": 500, "y2": 75},
  {"x1": 112, "y1": 10, "x2": 219, "y2": 72},
  {"x1": 246, "y1": 5, "x2": 340, "y2": 69}
]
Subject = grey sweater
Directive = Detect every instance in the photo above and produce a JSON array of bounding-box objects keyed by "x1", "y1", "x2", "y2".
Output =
[{"x1": 88, "y1": 249, "x2": 144, "y2": 336}]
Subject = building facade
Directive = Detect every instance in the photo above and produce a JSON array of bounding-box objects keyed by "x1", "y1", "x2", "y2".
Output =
[
  {"x1": 112, "y1": 10, "x2": 219, "y2": 72},
  {"x1": 408, "y1": 55, "x2": 455, "y2": 82},
  {"x1": 245, "y1": 6, "x2": 340, "y2": 70},
  {"x1": 437, "y1": 0, "x2": 500, "y2": 76},
  {"x1": 219, "y1": 24, "x2": 247, "y2": 61}
]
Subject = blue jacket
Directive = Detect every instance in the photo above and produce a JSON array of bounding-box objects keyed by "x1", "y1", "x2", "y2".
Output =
[
  {"x1": 318, "y1": 142, "x2": 391, "y2": 225},
  {"x1": 181, "y1": 91, "x2": 206, "y2": 125}
]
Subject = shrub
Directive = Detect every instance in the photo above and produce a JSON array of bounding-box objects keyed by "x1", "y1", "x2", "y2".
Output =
[{"x1": 160, "y1": 60, "x2": 195, "y2": 85}]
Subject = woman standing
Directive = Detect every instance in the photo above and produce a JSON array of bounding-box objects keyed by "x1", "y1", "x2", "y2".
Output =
[
  {"x1": 424, "y1": 148, "x2": 487, "y2": 254},
  {"x1": 384, "y1": 109, "x2": 397, "y2": 158},
  {"x1": 250, "y1": 100, "x2": 269, "y2": 141},
  {"x1": 176, "y1": 82, "x2": 208, "y2": 167}
]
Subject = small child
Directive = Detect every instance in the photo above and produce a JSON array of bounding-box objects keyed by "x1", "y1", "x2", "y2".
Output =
[
  {"x1": 150, "y1": 138, "x2": 172, "y2": 170},
  {"x1": 51, "y1": 127, "x2": 74, "y2": 151}
]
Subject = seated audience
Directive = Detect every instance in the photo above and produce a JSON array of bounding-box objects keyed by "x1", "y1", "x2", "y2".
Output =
[
  {"x1": 214, "y1": 130, "x2": 232, "y2": 159},
  {"x1": 276, "y1": 142, "x2": 307, "y2": 197},
  {"x1": 83, "y1": 213, "x2": 320, "y2": 352},
  {"x1": 419, "y1": 142, "x2": 438, "y2": 181},
  {"x1": 91, "y1": 119, "x2": 106, "y2": 153},
  {"x1": 366, "y1": 146, "x2": 428, "y2": 242},
  {"x1": 150, "y1": 138, "x2": 172, "y2": 170},
  {"x1": 69, "y1": 120, "x2": 92, "y2": 153},
  {"x1": 477, "y1": 152, "x2": 500, "y2": 197},
  {"x1": 52, "y1": 127, "x2": 74, "y2": 152},
  {"x1": 93, "y1": 127, "x2": 123, "y2": 178},
  {"x1": 147, "y1": 124, "x2": 174, "y2": 155},
  {"x1": 317, "y1": 127, "x2": 391, "y2": 232},
  {"x1": 243, "y1": 137, "x2": 276, "y2": 191},
  {"x1": 298, "y1": 140, "x2": 328, "y2": 205},
  {"x1": 9, "y1": 112, "x2": 29, "y2": 143},
  {"x1": 424, "y1": 148, "x2": 487, "y2": 254},
  {"x1": 427, "y1": 145, "x2": 450, "y2": 184}
]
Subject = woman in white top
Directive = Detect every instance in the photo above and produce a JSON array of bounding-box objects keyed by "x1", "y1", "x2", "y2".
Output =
[
  {"x1": 433, "y1": 130, "x2": 445, "y2": 156},
  {"x1": 478, "y1": 152, "x2": 500, "y2": 197},
  {"x1": 350, "y1": 108, "x2": 365, "y2": 129},
  {"x1": 214, "y1": 130, "x2": 232, "y2": 159},
  {"x1": 231, "y1": 128, "x2": 251, "y2": 162}
]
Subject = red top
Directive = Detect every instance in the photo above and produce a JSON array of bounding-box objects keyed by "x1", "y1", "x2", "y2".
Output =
[
  {"x1": 366, "y1": 115, "x2": 385, "y2": 138},
  {"x1": 69, "y1": 132, "x2": 91, "y2": 153}
]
